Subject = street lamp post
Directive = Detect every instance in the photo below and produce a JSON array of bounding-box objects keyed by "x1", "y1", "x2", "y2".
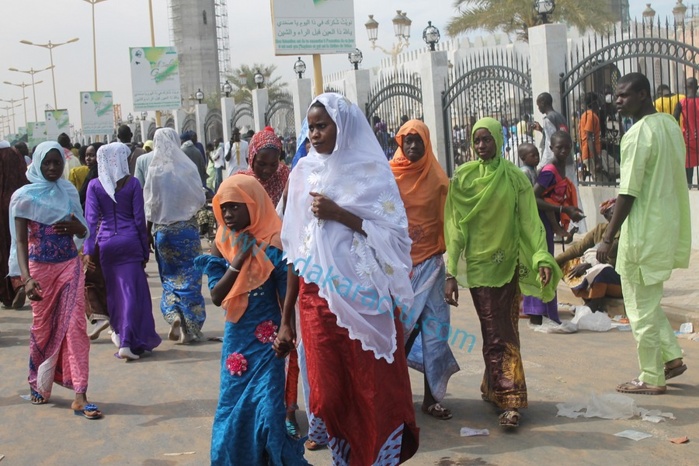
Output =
[
  {"x1": 0, "y1": 103, "x2": 21, "y2": 134},
  {"x1": 223, "y1": 80, "x2": 233, "y2": 97},
  {"x1": 422, "y1": 21, "x2": 441, "y2": 51},
  {"x1": 348, "y1": 48, "x2": 363, "y2": 70},
  {"x1": 3, "y1": 80, "x2": 40, "y2": 125},
  {"x1": 195, "y1": 89, "x2": 204, "y2": 104},
  {"x1": 673, "y1": 0, "x2": 687, "y2": 27},
  {"x1": 365, "y1": 10, "x2": 412, "y2": 69},
  {"x1": 254, "y1": 70, "x2": 265, "y2": 89},
  {"x1": 642, "y1": 3, "x2": 656, "y2": 30},
  {"x1": 534, "y1": 0, "x2": 556, "y2": 25},
  {"x1": 8, "y1": 66, "x2": 53, "y2": 122},
  {"x1": 19, "y1": 37, "x2": 80, "y2": 109},
  {"x1": 293, "y1": 57, "x2": 307, "y2": 79},
  {"x1": 83, "y1": 0, "x2": 109, "y2": 91}
]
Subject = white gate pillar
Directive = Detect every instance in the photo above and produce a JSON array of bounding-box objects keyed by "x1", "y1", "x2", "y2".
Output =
[
  {"x1": 419, "y1": 50, "x2": 449, "y2": 171},
  {"x1": 252, "y1": 88, "x2": 269, "y2": 132}
]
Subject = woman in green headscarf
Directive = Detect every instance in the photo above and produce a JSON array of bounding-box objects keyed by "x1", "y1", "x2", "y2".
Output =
[{"x1": 444, "y1": 117, "x2": 561, "y2": 428}]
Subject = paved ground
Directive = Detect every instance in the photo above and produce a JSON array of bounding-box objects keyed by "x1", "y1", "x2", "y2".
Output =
[{"x1": 1, "y1": 244, "x2": 698, "y2": 465}]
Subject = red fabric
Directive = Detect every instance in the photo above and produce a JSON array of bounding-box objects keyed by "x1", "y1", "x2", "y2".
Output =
[
  {"x1": 680, "y1": 97, "x2": 699, "y2": 168},
  {"x1": 285, "y1": 350, "x2": 299, "y2": 411},
  {"x1": 237, "y1": 129, "x2": 289, "y2": 205},
  {"x1": 541, "y1": 164, "x2": 578, "y2": 231},
  {"x1": 299, "y1": 279, "x2": 419, "y2": 465}
]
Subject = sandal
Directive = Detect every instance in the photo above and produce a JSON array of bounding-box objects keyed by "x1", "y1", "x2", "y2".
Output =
[
  {"x1": 499, "y1": 410, "x2": 520, "y2": 428},
  {"x1": 168, "y1": 315, "x2": 181, "y2": 341},
  {"x1": 665, "y1": 363, "x2": 687, "y2": 380},
  {"x1": 30, "y1": 390, "x2": 48, "y2": 405},
  {"x1": 422, "y1": 402, "x2": 453, "y2": 420},
  {"x1": 73, "y1": 403, "x2": 103, "y2": 420},
  {"x1": 304, "y1": 439, "x2": 327, "y2": 451},
  {"x1": 285, "y1": 419, "x2": 301, "y2": 439},
  {"x1": 616, "y1": 379, "x2": 666, "y2": 395}
]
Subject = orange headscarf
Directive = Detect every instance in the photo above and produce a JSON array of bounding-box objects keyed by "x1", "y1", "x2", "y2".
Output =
[
  {"x1": 213, "y1": 174, "x2": 283, "y2": 322},
  {"x1": 390, "y1": 120, "x2": 449, "y2": 266}
]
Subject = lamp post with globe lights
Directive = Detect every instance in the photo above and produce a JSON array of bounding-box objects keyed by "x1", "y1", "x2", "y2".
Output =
[
  {"x1": 254, "y1": 70, "x2": 265, "y2": 89},
  {"x1": 365, "y1": 10, "x2": 412, "y2": 69},
  {"x1": 293, "y1": 57, "x2": 307, "y2": 79},
  {"x1": 534, "y1": 0, "x2": 555, "y2": 25},
  {"x1": 423, "y1": 21, "x2": 441, "y2": 51},
  {"x1": 223, "y1": 80, "x2": 233, "y2": 97},
  {"x1": 348, "y1": 48, "x2": 363, "y2": 70}
]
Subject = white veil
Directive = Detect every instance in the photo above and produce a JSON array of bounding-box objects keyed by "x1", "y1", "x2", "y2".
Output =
[
  {"x1": 281, "y1": 93, "x2": 414, "y2": 363},
  {"x1": 97, "y1": 142, "x2": 130, "y2": 203},
  {"x1": 144, "y1": 128, "x2": 205, "y2": 225}
]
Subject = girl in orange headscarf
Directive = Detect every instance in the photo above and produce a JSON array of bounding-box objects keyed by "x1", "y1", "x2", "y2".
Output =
[
  {"x1": 196, "y1": 174, "x2": 308, "y2": 465},
  {"x1": 390, "y1": 120, "x2": 460, "y2": 420}
]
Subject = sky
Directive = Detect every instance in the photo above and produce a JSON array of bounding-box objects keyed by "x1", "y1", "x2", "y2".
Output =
[{"x1": 0, "y1": 0, "x2": 683, "y2": 136}]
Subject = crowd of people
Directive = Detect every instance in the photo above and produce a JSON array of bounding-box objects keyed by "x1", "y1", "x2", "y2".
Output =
[{"x1": 0, "y1": 71, "x2": 691, "y2": 464}]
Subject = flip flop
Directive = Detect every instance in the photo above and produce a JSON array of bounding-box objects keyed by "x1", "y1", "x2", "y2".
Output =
[
  {"x1": 74, "y1": 403, "x2": 103, "y2": 420},
  {"x1": 665, "y1": 363, "x2": 687, "y2": 380},
  {"x1": 616, "y1": 379, "x2": 666, "y2": 395},
  {"x1": 499, "y1": 410, "x2": 520, "y2": 427},
  {"x1": 422, "y1": 402, "x2": 453, "y2": 420},
  {"x1": 30, "y1": 390, "x2": 48, "y2": 405},
  {"x1": 304, "y1": 439, "x2": 327, "y2": 451},
  {"x1": 285, "y1": 419, "x2": 301, "y2": 439}
]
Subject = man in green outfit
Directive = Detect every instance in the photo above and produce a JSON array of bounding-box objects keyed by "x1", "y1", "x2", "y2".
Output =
[{"x1": 598, "y1": 73, "x2": 691, "y2": 394}]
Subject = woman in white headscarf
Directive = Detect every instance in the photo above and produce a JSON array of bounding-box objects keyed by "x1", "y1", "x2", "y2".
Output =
[
  {"x1": 274, "y1": 94, "x2": 419, "y2": 464},
  {"x1": 83, "y1": 142, "x2": 161, "y2": 361},
  {"x1": 144, "y1": 128, "x2": 207, "y2": 343},
  {"x1": 9, "y1": 141, "x2": 102, "y2": 419}
]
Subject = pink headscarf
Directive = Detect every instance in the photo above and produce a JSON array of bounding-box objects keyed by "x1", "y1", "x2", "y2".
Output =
[{"x1": 238, "y1": 128, "x2": 289, "y2": 205}]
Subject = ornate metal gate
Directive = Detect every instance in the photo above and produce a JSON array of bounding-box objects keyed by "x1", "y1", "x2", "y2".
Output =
[
  {"x1": 265, "y1": 93, "x2": 295, "y2": 136},
  {"x1": 442, "y1": 50, "x2": 532, "y2": 175},
  {"x1": 204, "y1": 109, "x2": 223, "y2": 143},
  {"x1": 232, "y1": 103, "x2": 253, "y2": 130},
  {"x1": 365, "y1": 71, "x2": 423, "y2": 158},
  {"x1": 560, "y1": 19, "x2": 699, "y2": 186}
]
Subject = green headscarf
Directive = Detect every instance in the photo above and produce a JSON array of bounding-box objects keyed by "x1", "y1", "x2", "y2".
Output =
[{"x1": 444, "y1": 117, "x2": 561, "y2": 301}]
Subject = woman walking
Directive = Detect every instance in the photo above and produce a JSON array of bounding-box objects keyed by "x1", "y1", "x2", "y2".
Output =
[
  {"x1": 198, "y1": 174, "x2": 307, "y2": 465},
  {"x1": 237, "y1": 127, "x2": 290, "y2": 205},
  {"x1": 1, "y1": 145, "x2": 28, "y2": 309},
  {"x1": 9, "y1": 141, "x2": 102, "y2": 419},
  {"x1": 275, "y1": 94, "x2": 419, "y2": 464},
  {"x1": 144, "y1": 128, "x2": 207, "y2": 343},
  {"x1": 83, "y1": 142, "x2": 161, "y2": 360},
  {"x1": 444, "y1": 117, "x2": 561, "y2": 428}
]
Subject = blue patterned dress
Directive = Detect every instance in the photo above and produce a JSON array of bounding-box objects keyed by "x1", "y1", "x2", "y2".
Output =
[
  {"x1": 200, "y1": 247, "x2": 308, "y2": 465},
  {"x1": 154, "y1": 219, "x2": 206, "y2": 340}
]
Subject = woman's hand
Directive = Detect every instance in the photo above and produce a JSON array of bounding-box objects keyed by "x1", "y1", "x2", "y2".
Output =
[
  {"x1": 538, "y1": 267, "x2": 552, "y2": 287},
  {"x1": 444, "y1": 277, "x2": 459, "y2": 307},
  {"x1": 596, "y1": 241, "x2": 611, "y2": 264},
  {"x1": 562, "y1": 206, "x2": 586, "y2": 223},
  {"x1": 310, "y1": 192, "x2": 342, "y2": 221},
  {"x1": 568, "y1": 262, "x2": 591, "y2": 279},
  {"x1": 53, "y1": 214, "x2": 86, "y2": 237},
  {"x1": 231, "y1": 233, "x2": 256, "y2": 269},
  {"x1": 273, "y1": 322, "x2": 296, "y2": 358},
  {"x1": 25, "y1": 278, "x2": 43, "y2": 301},
  {"x1": 82, "y1": 254, "x2": 96, "y2": 273}
]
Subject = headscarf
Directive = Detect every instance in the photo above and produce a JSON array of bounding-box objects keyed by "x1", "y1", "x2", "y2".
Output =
[
  {"x1": 143, "y1": 128, "x2": 205, "y2": 225},
  {"x1": 281, "y1": 93, "x2": 414, "y2": 363},
  {"x1": 390, "y1": 120, "x2": 449, "y2": 265},
  {"x1": 79, "y1": 142, "x2": 103, "y2": 207},
  {"x1": 0, "y1": 141, "x2": 10, "y2": 149},
  {"x1": 238, "y1": 127, "x2": 289, "y2": 205},
  {"x1": 8, "y1": 141, "x2": 88, "y2": 275},
  {"x1": 213, "y1": 174, "x2": 283, "y2": 322},
  {"x1": 97, "y1": 142, "x2": 130, "y2": 203},
  {"x1": 444, "y1": 117, "x2": 561, "y2": 301},
  {"x1": 291, "y1": 118, "x2": 309, "y2": 170},
  {"x1": 599, "y1": 197, "x2": 616, "y2": 217},
  {"x1": 143, "y1": 140, "x2": 153, "y2": 152}
]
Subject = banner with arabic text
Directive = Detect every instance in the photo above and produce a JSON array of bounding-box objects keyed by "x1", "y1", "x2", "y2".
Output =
[
  {"x1": 81, "y1": 91, "x2": 114, "y2": 136},
  {"x1": 130, "y1": 47, "x2": 182, "y2": 111}
]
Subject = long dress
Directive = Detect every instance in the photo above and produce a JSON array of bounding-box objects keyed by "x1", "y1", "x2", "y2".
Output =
[
  {"x1": 27, "y1": 222, "x2": 90, "y2": 399},
  {"x1": 154, "y1": 219, "x2": 206, "y2": 340},
  {"x1": 83, "y1": 176, "x2": 161, "y2": 354},
  {"x1": 202, "y1": 248, "x2": 308, "y2": 466},
  {"x1": 0, "y1": 147, "x2": 28, "y2": 307}
]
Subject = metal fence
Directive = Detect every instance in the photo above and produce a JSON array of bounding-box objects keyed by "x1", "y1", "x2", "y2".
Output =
[
  {"x1": 442, "y1": 49, "x2": 532, "y2": 176},
  {"x1": 365, "y1": 71, "x2": 423, "y2": 158},
  {"x1": 560, "y1": 17, "x2": 699, "y2": 187}
]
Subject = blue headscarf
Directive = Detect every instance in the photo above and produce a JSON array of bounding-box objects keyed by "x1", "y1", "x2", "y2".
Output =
[
  {"x1": 290, "y1": 118, "x2": 309, "y2": 170},
  {"x1": 8, "y1": 141, "x2": 88, "y2": 275}
]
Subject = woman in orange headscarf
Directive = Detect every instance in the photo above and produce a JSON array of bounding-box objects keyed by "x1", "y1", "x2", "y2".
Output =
[
  {"x1": 197, "y1": 174, "x2": 307, "y2": 465},
  {"x1": 390, "y1": 120, "x2": 460, "y2": 420}
]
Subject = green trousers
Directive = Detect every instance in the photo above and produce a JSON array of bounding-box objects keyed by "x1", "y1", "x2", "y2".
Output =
[{"x1": 621, "y1": 276, "x2": 683, "y2": 386}]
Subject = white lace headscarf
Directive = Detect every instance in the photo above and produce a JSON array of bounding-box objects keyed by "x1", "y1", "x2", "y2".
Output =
[
  {"x1": 281, "y1": 93, "x2": 414, "y2": 363},
  {"x1": 144, "y1": 127, "x2": 205, "y2": 225},
  {"x1": 97, "y1": 142, "x2": 130, "y2": 202}
]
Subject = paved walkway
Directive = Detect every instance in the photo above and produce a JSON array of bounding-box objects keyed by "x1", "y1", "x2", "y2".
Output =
[{"x1": 0, "y1": 243, "x2": 697, "y2": 465}]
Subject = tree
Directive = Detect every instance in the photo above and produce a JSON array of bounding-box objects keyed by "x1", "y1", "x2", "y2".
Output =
[
  {"x1": 446, "y1": 0, "x2": 614, "y2": 42},
  {"x1": 226, "y1": 64, "x2": 289, "y2": 105}
]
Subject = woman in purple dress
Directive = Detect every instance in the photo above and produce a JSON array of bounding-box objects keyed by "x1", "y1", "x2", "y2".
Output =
[{"x1": 83, "y1": 142, "x2": 161, "y2": 360}]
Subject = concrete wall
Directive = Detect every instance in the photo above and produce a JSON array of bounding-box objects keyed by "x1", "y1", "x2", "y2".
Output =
[
  {"x1": 579, "y1": 186, "x2": 699, "y2": 250},
  {"x1": 171, "y1": 0, "x2": 221, "y2": 107}
]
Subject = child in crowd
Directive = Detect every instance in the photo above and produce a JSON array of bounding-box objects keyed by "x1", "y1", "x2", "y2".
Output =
[{"x1": 518, "y1": 142, "x2": 539, "y2": 186}]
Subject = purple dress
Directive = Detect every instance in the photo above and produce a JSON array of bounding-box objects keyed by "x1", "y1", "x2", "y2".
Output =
[
  {"x1": 83, "y1": 176, "x2": 161, "y2": 354},
  {"x1": 522, "y1": 169, "x2": 560, "y2": 323}
]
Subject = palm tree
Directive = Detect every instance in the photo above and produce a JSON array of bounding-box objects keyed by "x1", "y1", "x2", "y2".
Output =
[
  {"x1": 226, "y1": 64, "x2": 288, "y2": 105},
  {"x1": 446, "y1": 0, "x2": 614, "y2": 42}
]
